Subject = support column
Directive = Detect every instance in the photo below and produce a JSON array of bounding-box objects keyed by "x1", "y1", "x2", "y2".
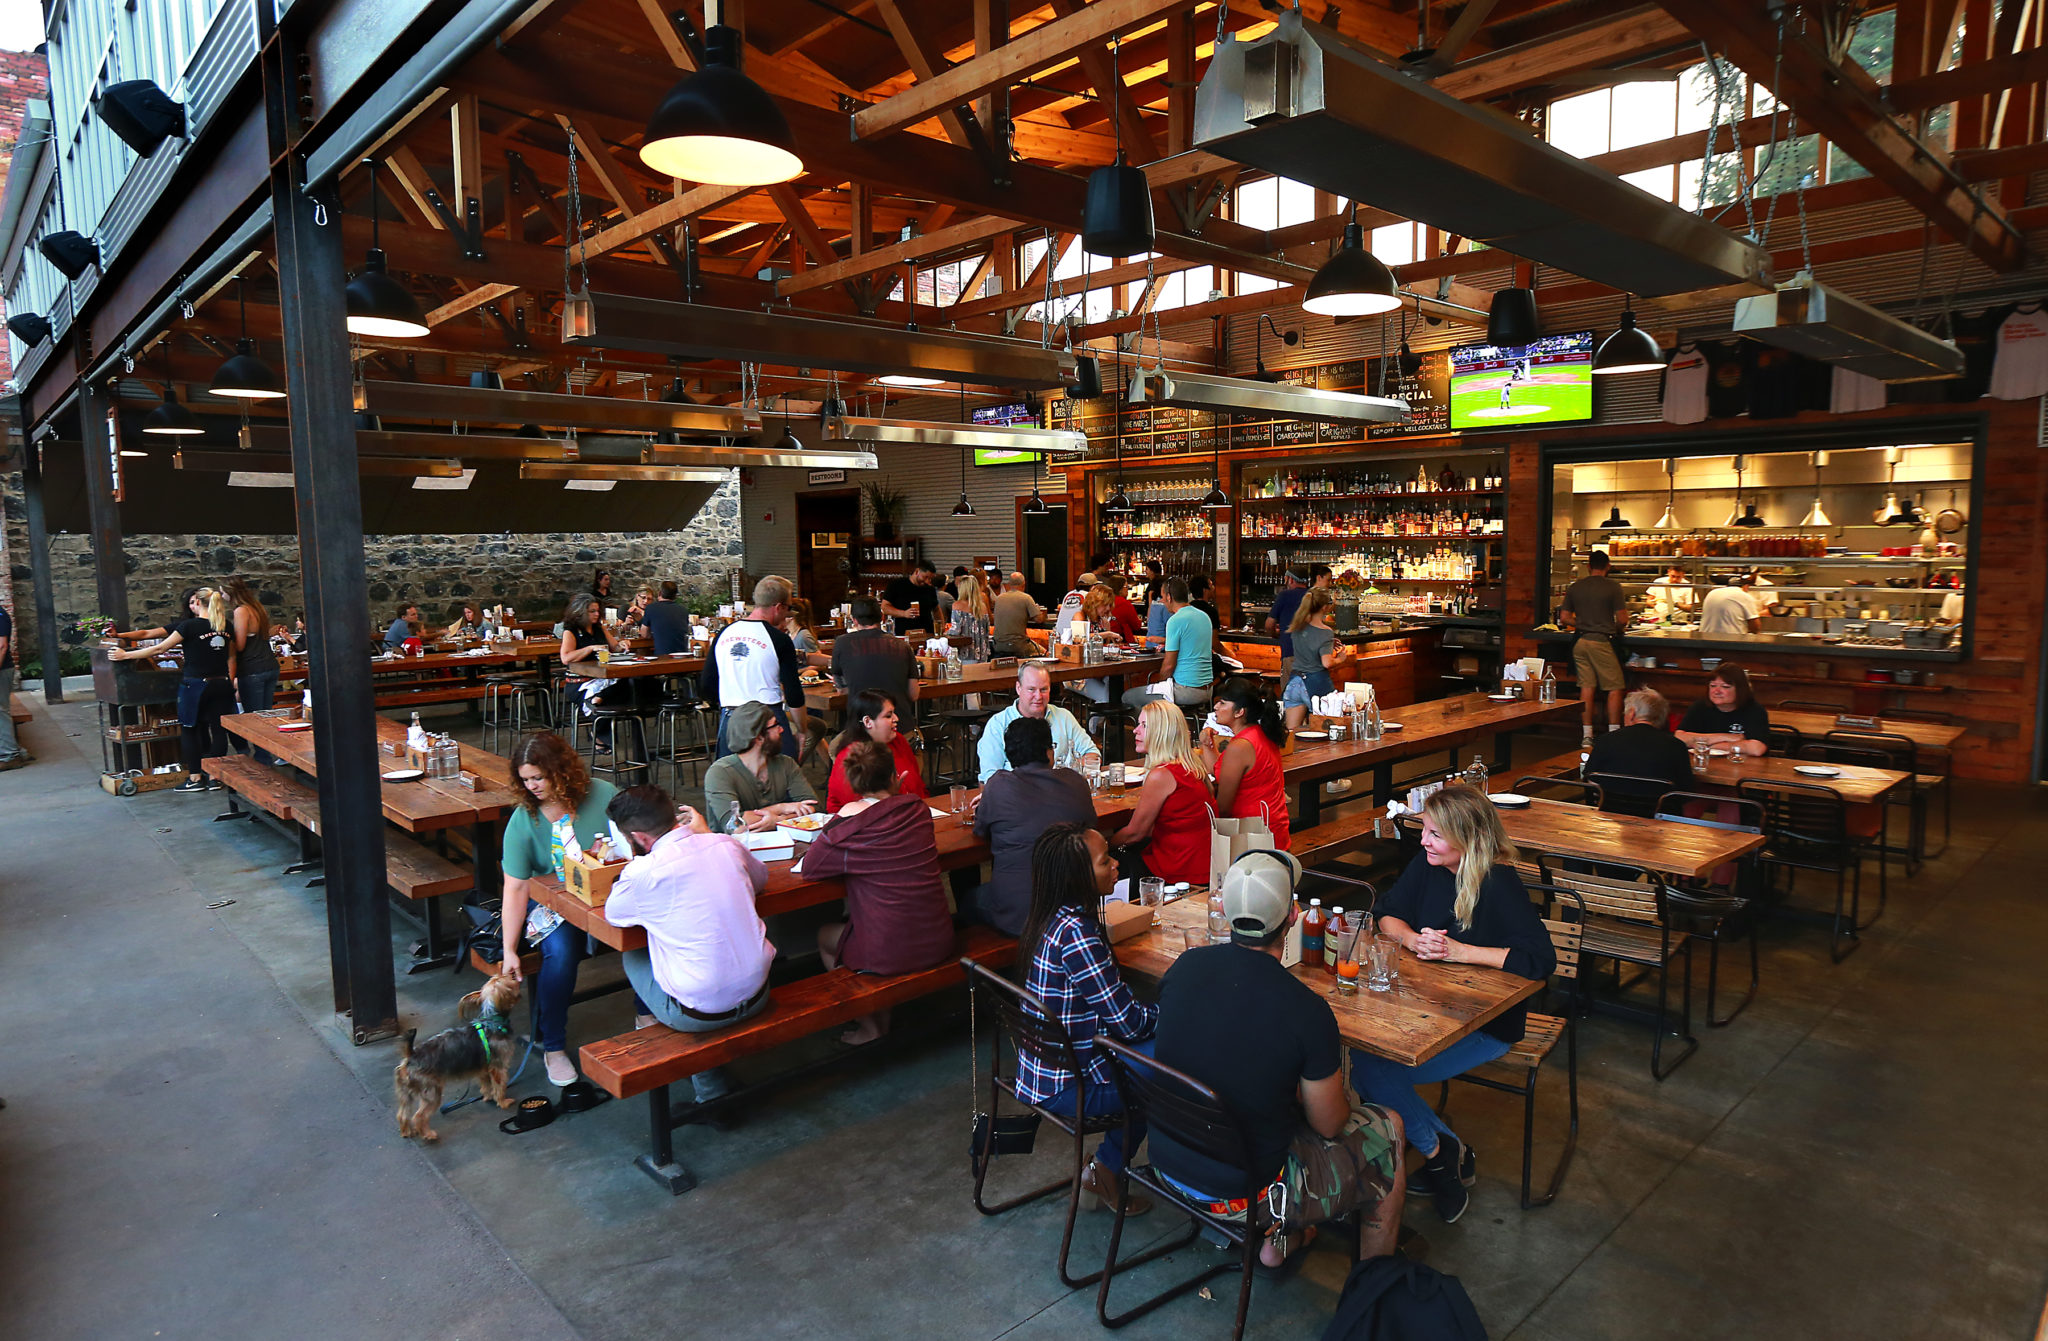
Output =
[
  {"x1": 76, "y1": 369, "x2": 129, "y2": 629},
  {"x1": 263, "y1": 6, "x2": 395, "y2": 1044},
  {"x1": 20, "y1": 436, "x2": 65, "y2": 703}
]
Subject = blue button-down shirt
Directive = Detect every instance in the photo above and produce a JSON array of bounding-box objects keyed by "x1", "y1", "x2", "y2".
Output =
[{"x1": 977, "y1": 704, "x2": 1100, "y2": 784}]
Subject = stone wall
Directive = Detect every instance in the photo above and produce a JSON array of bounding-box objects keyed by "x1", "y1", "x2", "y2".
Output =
[{"x1": 0, "y1": 471, "x2": 743, "y2": 670}]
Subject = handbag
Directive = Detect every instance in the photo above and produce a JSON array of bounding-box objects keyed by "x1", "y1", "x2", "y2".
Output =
[
  {"x1": 453, "y1": 898, "x2": 504, "y2": 975},
  {"x1": 966, "y1": 968, "x2": 1040, "y2": 1177}
]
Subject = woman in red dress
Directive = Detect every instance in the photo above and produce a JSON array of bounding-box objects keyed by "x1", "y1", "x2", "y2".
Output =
[
  {"x1": 825, "y1": 689, "x2": 928, "y2": 812},
  {"x1": 1113, "y1": 699, "x2": 1215, "y2": 884},
  {"x1": 1198, "y1": 676, "x2": 1291, "y2": 850}
]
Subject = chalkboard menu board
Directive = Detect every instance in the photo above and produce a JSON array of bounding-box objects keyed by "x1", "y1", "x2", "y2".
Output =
[
  {"x1": 1367, "y1": 350, "x2": 1452, "y2": 439},
  {"x1": 1271, "y1": 367, "x2": 1321, "y2": 447},
  {"x1": 1151, "y1": 404, "x2": 1190, "y2": 454}
]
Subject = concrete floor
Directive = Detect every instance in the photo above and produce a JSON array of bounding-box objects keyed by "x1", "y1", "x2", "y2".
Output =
[{"x1": 5, "y1": 692, "x2": 2046, "y2": 1340}]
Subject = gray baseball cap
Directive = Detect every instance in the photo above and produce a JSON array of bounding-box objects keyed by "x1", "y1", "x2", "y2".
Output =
[{"x1": 1219, "y1": 849, "x2": 1304, "y2": 942}]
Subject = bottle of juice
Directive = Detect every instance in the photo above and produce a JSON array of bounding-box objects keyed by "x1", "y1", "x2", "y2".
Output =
[
  {"x1": 1301, "y1": 899, "x2": 1326, "y2": 963},
  {"x1": 1325, "y1": 907, "x2": 1347, "y2": 971}
]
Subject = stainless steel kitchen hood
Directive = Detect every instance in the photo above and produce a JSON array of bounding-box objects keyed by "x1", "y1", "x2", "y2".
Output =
[
  {"x1": 1731, "y1": 272, "x2": 1965, "y2": 382},
  {"x1": 562, "y1": 291, "x2": 1079, "y2": 390},
  {"x1": 1193, "y1": 10, "x2": 1773, "y2": 299},
  {"x1": 823, "y1": 416, "x2": 1087, "y2": 455},
  {"x1": 1129, "y1": 366, "x2": 1409, "y2": 425}
]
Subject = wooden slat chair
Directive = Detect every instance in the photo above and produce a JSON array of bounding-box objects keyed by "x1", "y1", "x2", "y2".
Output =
[
  {"x1": 961, "y1": 962, "x2": 1194, "y2": 1290},
  {"x1": 1584, "y1": 770, "x2": 1673, "y2": 818},
  {"x1": 1654, "y1": 791, "x2": 1766, "y2": 1027},
  {"x1": 1736, "y1": 778, "x2": 1863, "y2": 963},
  {"x1": 1434, "y1": 881, "x2": 1584, "y2": 1209},
  {"x1": 1538, "y1": 857, "x2": 1698, "y2": 1080}
]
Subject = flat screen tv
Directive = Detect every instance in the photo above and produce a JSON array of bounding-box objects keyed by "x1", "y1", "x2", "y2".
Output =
[
  {"x1": 972, "y1": 402, "x2": 1041, "y2": 466},
  {"x1": 1447, "y1": 331, "x2": 1595, "y2": 431}
]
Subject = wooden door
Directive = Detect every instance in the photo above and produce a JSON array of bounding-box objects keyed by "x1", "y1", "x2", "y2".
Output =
[{"x1": 796, "y1": 490, "x2": 860, "y2": 609}]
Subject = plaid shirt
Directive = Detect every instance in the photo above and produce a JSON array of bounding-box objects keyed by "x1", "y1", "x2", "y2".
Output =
[{"x1": 1016, "y1": 907, "x2": 1157, "y2": 1105}]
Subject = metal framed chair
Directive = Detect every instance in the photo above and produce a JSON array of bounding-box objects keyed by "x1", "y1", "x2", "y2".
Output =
[
  {"x1": 1653, "y1": 791, "x2": 1765, "y2": 1026},
  {"x1": 482, "y1": 673, "x2": 551, "y2": 754},
  {"x1": 961, "y1": 962, "x2": 1191, "y2": 1289},
  {"x1": 1513, "y1": 774, "x2": 1603, "y2": 807},
  {"x1": 1763, "y1": 723, "x2": 1803, "y2": 758},
  {"x1": 1823, "y1": 728, "x2": 1944, "y2": 864},
  {"x1": 1796, "y1": 742, "x2": 1902, "y2": 926},
  {"x1": 1094, "y1": 1037, "x2": 1273, "y2": 1341},
  {"x1": 1538, "y1": 857, "x2": 1697, "y2": 1079},
  {"x1": 585, "y1": 704, "x2": 654, "y2": 788},
  {"x1": 1434, "y1": 882, "x2": 1583, "y2": 1208},
  {"x1": 1736, "y1": 778, "x2": 1863, "y2": 963},
  {"x1": 1584, "y1": 771, "x2": 1674, "y2": 818}
]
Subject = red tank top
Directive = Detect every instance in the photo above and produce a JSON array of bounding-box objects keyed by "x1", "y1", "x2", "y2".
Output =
[
  {"x1": 1143, "y1": 761, "x2": 1213, "y2": 885},
  {"x1": 1228, "y1": 728, "x2": 1290, "y2": 850}
]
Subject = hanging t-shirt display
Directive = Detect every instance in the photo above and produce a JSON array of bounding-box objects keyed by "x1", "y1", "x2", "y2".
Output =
[
  {"x1": 1945, "y1": 305, "x2": 2008, "y2": 402},
  {"x1": 1662, "y1": 345, "x2": 1709, "y2": 424},
  {"x1": 1746, "y1": 345, "x2": 1806, "y2": 419},
  {"x1": 1703, "y1": 340, "x2": 1749, "y2": 419},
  {"x1": 1988, "y1": 304, "x2": 2048, "y2": 400},
  {"x1": 1830, "y1": 365, "x2": 1887, "y2": 414}
]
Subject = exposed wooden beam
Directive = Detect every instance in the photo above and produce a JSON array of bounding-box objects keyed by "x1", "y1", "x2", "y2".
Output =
[
  {"x1": 558, "y1": 115, "x2": 640, "y2": 217},
  {"x1": 581, "y1": 183, "x2": 755, "y2": 259},
  {"x1": 852, "y1": 0, "x2": 1190, "y2": 141},
  {"x1": 450, "y1": 95, "x2": 484, "y2": 214},
  {"x1": 777, "y1": 214, "x2": 1021, "y2": 296},
  {"x1": 953, "y1": 247, "x2": 1000, "y2": 305},
  {"x1": 768, "y1": 184, "x2": 841, "y2": 267},
  {"x1": 871, "y1": 0, "x2": 979, "y2": 147},
  {"x1": 1658, "y1": 0, "x2": 2027, "y2": 271},
  {"x1": 383, "y1": 147, "x2": 445, "y2": 228},
  {"x1": 1046, "y1": 0, "x2": 1161, "y2": 162},
  {"x1": 1165, "y1": 7, "x2": 1197, "y2": 155},
  {"x1": 1435, "y1": 7, "x2": 1691, "y2": 100},
  {"x1": 636, "y1": 0, "x2": 696, "y2": 70},
  {"x1": 425, "y1": 283, "x2": 519, "y2": 327}
]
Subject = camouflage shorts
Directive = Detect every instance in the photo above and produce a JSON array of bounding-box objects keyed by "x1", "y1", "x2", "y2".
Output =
[{"x1": 1163, "y1": 1104, "x2": 1400, "y2": 1239}]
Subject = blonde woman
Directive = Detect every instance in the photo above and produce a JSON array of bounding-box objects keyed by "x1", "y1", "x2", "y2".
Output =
[
  {"x1": 109, "y1": 585, "x2": 237, "y2": 791},
  {"x1": 1110, "y1": 699, "x2": 1214, "y2": 885},
  {"x1": 1351, "y1": 784, "x2": 1556, "y2": 1223},
  {"x1": 1282, "y1": 587, "x2": 1355, "y2": 731}
]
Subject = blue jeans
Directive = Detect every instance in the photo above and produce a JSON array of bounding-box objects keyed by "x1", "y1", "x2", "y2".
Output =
[
  {"x1": 237, "y1": 670, "x2": 280, "y2": 762},
  {"x1": 1040, "y1": 1037, "x2": 1154, "y2": 1174},
  {"x1": 1350, "y1": 1031, "x2": 1511, "y2": 1158},
  {"x1": 714, "y1": 703, "x2": 801, "y2": 760},
  {"x1": 532, "y1": 923, "x2": 647, "y2": 1054},
  {"x1": 621, "y1": 949, "x2": 770, "y2": 1102}
]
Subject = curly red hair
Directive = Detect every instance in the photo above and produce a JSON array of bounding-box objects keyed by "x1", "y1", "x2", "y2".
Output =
[{"x1": 509, "y1": 731, "x2": 590, "y2": 816}]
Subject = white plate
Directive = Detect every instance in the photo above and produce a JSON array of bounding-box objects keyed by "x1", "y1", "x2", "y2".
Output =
[
  {"x1": 1486, "y1": 693, "x2": 1519, "y2": 702},
  {"x1": 1295, "y1": 730, "x2": 1330, "y2": 740},
  {"x1": 1381, "y1": 721, "x2": 1404, "y2": 731},
  {"x1": 381, "y1": 769, "x2": 425, "y2": 782},
  {"x1": 1707, "y1": 748, "x2": 1731, "y2": 757},
  {"x1": 1793, "y1": 764, "x2": 1842, "y2": 777},
  {"x1": 1490, "y1": 793, "x2": 1533, "y2": 807}
]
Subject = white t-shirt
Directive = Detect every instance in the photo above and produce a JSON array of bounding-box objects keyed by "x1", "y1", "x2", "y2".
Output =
[
  {"x1": 1830, "y1": 366, "x2": 1887, "y2": 413},
  {"x1": 708, "y1": 616, "x2": 789, "y2": 706},
  {"x1": 1989, "y1": 306, "x2": 2048, "y2": 400},
  {"x1": 1663, "y1": 346, "x2": 1709, "y2": 424},
  {"x1": 1742, "y1": 577, "x2": 1774, "y2": 617},
  {"x1": 1698, "y1": 586, "x2": 1756, "y2": 636},
  {"x1": 1649, "y1": 575, "x2": 1697, "y2": 617},
  {"x1": 604, "y1": 829, "x2": 775, "y2": 1013}
]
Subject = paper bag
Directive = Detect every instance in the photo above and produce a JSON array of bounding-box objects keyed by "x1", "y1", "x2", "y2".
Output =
[{"x1": 1208, "y1": 814, "x2": 1275, "y2": 894}]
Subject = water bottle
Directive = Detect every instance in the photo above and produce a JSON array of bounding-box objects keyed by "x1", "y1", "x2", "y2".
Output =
[
  {"x1": 1207, "y1": 887, "x2": 1230, "y2": 944},
  {"x1": 1467, "y1": 753, "x2": 1488, "y2": 790},
  {"x1": 1539, "y1": 664, "x2": 1558, "y2": 704}
]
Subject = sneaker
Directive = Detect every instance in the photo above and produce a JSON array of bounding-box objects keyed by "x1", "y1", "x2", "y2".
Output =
[
  {"x1": 543, "y1": 1050, "x2": 578, "y2": 1087},
  {"x1": 0, "y1": 755, "x2": 29, "y2": 773},
  {"x1": 206, "y1": 778, "x2": 226, "y2": 791},
  {"x1": 1430, "y1": 1171, "x2": 1470, "y2": 1224},
  {"x1": 175, "y1": 776, "x2": 209, "y2": 793},
  {"x1": 1323, "y1": 778, "x2": 1354, "y2": 796}
]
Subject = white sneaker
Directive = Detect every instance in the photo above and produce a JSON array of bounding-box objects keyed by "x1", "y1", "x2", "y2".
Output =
[
  {"x1": 544, "y1": 1050, "x2": 578, "y2": 1087},
  {"x1": 635, "y1": 1013, "x2": 658, "y2": 1030},
  {"x1": 1323, "y1": 778, "x2": 1354, "y2": 795}
]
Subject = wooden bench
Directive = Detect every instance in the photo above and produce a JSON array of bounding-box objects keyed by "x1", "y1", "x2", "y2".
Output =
[
  {"x1": 9, "y1": 694, "x2": 29, "y2": 726},
  {"x1": 205, "y1": 755, "x2": 318, "y2": 823},
  {"x1": 1291, "y1": 806, "x2": 1394, "y2": 869},
  {"x1": 373, "y1": 684, "x2": 489, "y2": 710},
  {"x1": 578, "y1": 925, "x2": 1019, "y2": 1193}
]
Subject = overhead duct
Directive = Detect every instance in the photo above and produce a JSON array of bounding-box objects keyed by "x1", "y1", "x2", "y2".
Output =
[
  {"x1": 1128, "y1": 366, "x2": 1408, "y2": 425},
  {"x1": 823, "y1": 417, "x2": 1087, "y2": 456},
  {"x1": 178, "y1": 450, "x2": 466, "y2": 479},
  {"x1": 1193, "y1": 11, "x2": 1773, "y2": 298},
  {"x1": 240, "y1": 424, "x2": 877, "y2": 470},
  {"x1": 1732, "y1": 271, "x2": 1964, "y2": 382},
  {"x1": 561, "y1": 291, "x2": 1079, "y2": 390},
  {"x1": 356, "y1": 380, "x2": 743, "y2": 436}
]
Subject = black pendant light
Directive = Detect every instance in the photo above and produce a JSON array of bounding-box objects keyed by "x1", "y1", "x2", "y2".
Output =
[
  {"x1": 1485, "y1": 285, "x2": 1539, "y2": 349},
  {"x1": 1022, "y1": 452, "x2": 1050, "y2": 514},
  {"x1": 951, "y1": 385, "x2": 976, "y2": 515},
  {"x1": 346, "y1": 159, "x2": 430, "y2": 338},
  {"x1": 640, "y1": 13, "x2": 801, "y2": 185},
  {"x1": 144, "y1": 342, "x2": 203, "y2": 437},
  {"x1": 1598, "y1": 504, "x2": 1632, "y2": 529},
  {"x1": 1725, "y1": 454, "x2": 1766, "y2": 527},
  {"x1": 1303, "y1": 204, "x2": 1401, "y2": 317},
  {"x1": 209, "y1": 276, "x2": 286, "y2": 400},
  {"x1": 1252, "y1": 314, "x2": 1300, "y2": 382},
  {"x1": 1080, "y1": 37, "x2": 1153, "y2": 258},
  {"x1": 1591, "y1": 302, "x2": 1666, "y2": 375}
]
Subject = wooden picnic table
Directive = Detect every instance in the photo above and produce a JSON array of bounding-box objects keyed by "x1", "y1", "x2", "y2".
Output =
[
  {"x1": 528, "y1": 783, "x2": 1144, "y2": 954},
  {"x1": 1687, "y1": 753, "x2": 1910, "y2": 805},
  {"x1": 1770, "y1": 709, "x2": 1965, "y2": 751},
  {"x1": 277, "y1": 649, "x2": 519, "y2": 677},
  {"x1": 1116, "y1": 898, "x2": 1544, "y2": 1067},
  {"x1": 1421, "y1": 793, "x2": 1766, "y2": 880},
  {"x1": 220, "y1": 712, "x2": 525, "y2": 834},
  {"x1": 1279, "y1": 692, "x2": 1582, "y2": 826},
  {"x1": 565, "y1": 654, "x2": 706, "y2": 680}
]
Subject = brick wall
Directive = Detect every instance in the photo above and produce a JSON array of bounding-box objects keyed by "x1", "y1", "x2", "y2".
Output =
[{"x1": 0, "y1": 46, "x2": 50, "y2": 387}]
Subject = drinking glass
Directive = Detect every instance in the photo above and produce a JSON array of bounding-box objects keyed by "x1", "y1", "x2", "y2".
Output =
[
  {"x1": 1367, "y1": 935, "x2": 1399, "y2": 992},
  {"x1": 949, "y1": 785, "x2": 970, "y2": 815},
  {"x1": 1081, "y1": 757, "x2": 1101, "y2": 792},
  {"x1": 1207, "y1": 889, "x2": 1230, "y2": 943},
  {"x1": 596, "y1": 647, "x2": 612, "y2": 667},
  {"x1": 1173, "y1": 927, "x2": 1201, "y2": 956},
  {"x1": 1727, "y1": 724, "x2": 1745, "y2": 765},
  {"x1": 1107, "y1": 762, "x2": 1127, "y2": 792},
  {"x1": 1139, "y1": 877, "x2": 1164, "y2": 907}
]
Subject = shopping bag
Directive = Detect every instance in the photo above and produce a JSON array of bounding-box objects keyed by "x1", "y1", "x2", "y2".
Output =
[{"x1": 1208, "y1": 814, "x2": 1275, "y2": 893}]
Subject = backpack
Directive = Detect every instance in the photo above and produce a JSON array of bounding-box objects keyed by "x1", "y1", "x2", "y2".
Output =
[{"x1": 1320, "y1": 1255, "x2": 1488, "y2": 1341}]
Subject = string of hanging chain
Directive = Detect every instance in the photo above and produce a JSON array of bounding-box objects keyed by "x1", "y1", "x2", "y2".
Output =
[{"x1": 564, "y1": 124, "x2": 590, "y2": 298}]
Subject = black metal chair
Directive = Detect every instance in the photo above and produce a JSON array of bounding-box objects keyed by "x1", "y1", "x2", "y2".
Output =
[
  {"x1": 1736, "y1": 778, "x2": 1863, "y2": 963},
  {"x1": 1796, "y1": 741, "x2": 1903, "y2": 925},
  {"x1": 1823, "y1": 729, "x2": 1938, "y2": 868},
  {"x1": 1513, "y1": 774, "x2": 1603, "y2": 808},
  {"x1": 1093, "y1": 1037, "x2": 1273, "y2": 1341},
  {"x1": 961, "y1": 962, "x2": 1190, "y2": 1289},
  {"x1": 654, "y1": 677, "x2": 717, "y2": 790},
  {"x1": 1536, "y1": 856, "x2": 1697, "y2": 1080},
  {"x1": 1433, "y1": 882, "x2": 1583, "y2": 1208},
  {"x1": 1584, "y1": 771, "x2": 1673, "y2": 818},
  {"x1": 1653, "y1": 791, "x2": 1765, "y2": 1026},
  {"x1": 1764, "y1": 723, "x2": 1803, "y2": 759}
]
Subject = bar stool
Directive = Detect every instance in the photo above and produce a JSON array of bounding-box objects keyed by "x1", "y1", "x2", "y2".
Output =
[
  {"x1": 550, "y1": 666, "x2": 589, "y2": 751},
  {"x1": 934, "y1": 703, "x2": 1001, "y2": 788},
  {"x1": 655, "y1": 680, "x2": 717, "y2": 790},
  {"x1": 585, "y1": 704, "x2": 654, "y2": 788},
  {"x1": 482, "y1": 674, "x2": 550, "y2": 754}
]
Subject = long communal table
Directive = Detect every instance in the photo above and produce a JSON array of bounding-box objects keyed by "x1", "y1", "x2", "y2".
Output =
[
  {"x1": 1116, "y1": 897, "x2": 1544, "y2": 1066},
  {"x1": 1769, "y1": 709, "x2": 1966, "y2": 752}
]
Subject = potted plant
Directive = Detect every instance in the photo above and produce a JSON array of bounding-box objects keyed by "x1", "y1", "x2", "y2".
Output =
[{"x1": 864, "y1": 478, "x2": 907, "y2": 541}]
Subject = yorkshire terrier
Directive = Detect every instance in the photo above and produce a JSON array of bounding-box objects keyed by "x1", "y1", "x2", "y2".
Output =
[{"x1": 394, "y1": 972, "x2": 522, "y2": 1141}]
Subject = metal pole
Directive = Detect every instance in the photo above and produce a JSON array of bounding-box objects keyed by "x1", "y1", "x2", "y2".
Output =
[
  {"x1": 75, "y1": 368, "x2": 129, "y2": 630},
  {"x1": 262, "y1": 2, "x2": 396, "y2": 1044},
  {"x1": 20, "y1": 436, "x2": 65, "y2": 704}
]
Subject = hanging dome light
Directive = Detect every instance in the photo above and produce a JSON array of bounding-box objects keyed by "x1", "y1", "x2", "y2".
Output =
[
  {"x1": 1598, "y1": 504, "x2": 1632, "y2": 529},
  {"x1": 1302, "y1": 211, "x2": 1400, "y2": 316},
  {"x1": 1081, "y1": 154, "x2": 1155, "y2": 258},
  {"x1": 143, "y1": 385, "x2": 203, "y2": 436},
  {"x1": 209, "y1": 275, "x2": 286, "y2": 400},
  {"x1": 1591, "y1": 304, "x2": 1666, "y2": 375},
  {"x1": 1485, "y1": 286, "x2": 1539, "y2": 348},
  {"x1": 1653, "y1": 458, "x2": 1680, "y2": 529},
  {"x1": 346, "y1": 159, "x2": 429, "y2": 338},
  {"x1": 1201, "y1": 479, "x2": 1231, "y2": 509},
  {"x1": 1875, "y1": 447, "x2": 1922, "y2": 525},
  {"x1": 1800, "y1": 451, "x2": 1832, "y2": 528},
  {"x1": 640, "y1": 22, "x2": 801, "y2": 185},
  {"x1": 1022, "y1": 453, "x2": 1049, "y2": 513}
]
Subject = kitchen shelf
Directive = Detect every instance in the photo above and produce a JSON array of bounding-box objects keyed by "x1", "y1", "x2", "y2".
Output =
[
  {"x1": 1240, "y1": 532, "x2": 1507, "y2": 542},
  {"x1": 1239, "y1": 489, "x2": 1504, "y2": 504},
  {"x1": 1100, "y1": 535, "x2": 1215, "y2": 543},
  {"x1": 1575, "y1": 552, "x2": 1964, "y2": 567}
]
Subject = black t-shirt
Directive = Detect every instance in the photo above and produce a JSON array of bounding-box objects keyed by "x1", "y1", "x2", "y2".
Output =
[
  {"x1": 1703, "y1": 339, "x2": 1749, "y2": 419},
  {"x1": 1375, "y1": 855, "x2": 1555, "y2": 1044},
  {"x1": 0, "y1": 605, "x2": 12, "y2": 670},
  {"x1": 882, "y1": 577, "x2": 936, "y2": 634},
  {"x1": 641, "y1": 600, "x2": 692, "y2": 656},
  {"x1": 1192, "y1": 599, "x2": 1221, "y2": 631},
  {"x1": 1679, "y1": 698, "x2": 1772, "y2": 746},
  {"x1": 829, "y1": 627, "x2": 914, "y2": 708},
  {"x1": 1151, "y1": 944, "x2": 1340, "y2": 1196},
  {"x1": 1586, "y1": 723, "x2": 1693, "y2": 802},
  {"x1": 1747, "y1": 345, "x2": 1808, "y2": 420},
  {"x1": 178, "y1": 617, "x2": 234, "y2": 679}
]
